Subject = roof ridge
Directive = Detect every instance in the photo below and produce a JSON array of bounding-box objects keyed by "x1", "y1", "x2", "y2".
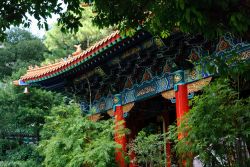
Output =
[
  {"x1": 83, "y1": 30, "x2": 119, "y2": 53},
  {"x1": 19, "y1": 30, "x2": 122, "y2": 81}
]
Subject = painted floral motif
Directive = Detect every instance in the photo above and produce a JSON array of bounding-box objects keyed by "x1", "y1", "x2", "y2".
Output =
[
  {"x1": 189, "y1": 70, "x2": 197, "y2": 80},
  {"x1": 174, "y1": 74, "x2": 182, "y2": 84},
  {"x1": 217, "y1": 37, "x2": 231, "y2": 51}
]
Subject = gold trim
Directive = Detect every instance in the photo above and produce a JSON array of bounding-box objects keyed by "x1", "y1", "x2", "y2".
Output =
[
  {"x1": 107, "y1": 109, "x2": 114, "y2": 117},
  {"x1": 161, "y1": 77, "x2": 212, "y2": 99},
  {"x1": 107, "y1": 102, "x2": 135, "y2": 117},
  {"x1": 188, "y1": 77, "x2": 212, "y2": 93},
  {"x1": 123, "y1": 102, "x2": 134, "y2": 113},
  {"x1": 88, "y1": 114, "x2": 101, "y2": 122},
  {"x1": 161, "y1": 90, "x2": 175, "y2": 100}
]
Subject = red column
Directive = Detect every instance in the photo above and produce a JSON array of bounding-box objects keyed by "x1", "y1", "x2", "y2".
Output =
[
  {"x1": 162, "y1": 113, "x2": 171, "y2": 167},
  {"x1": 129, "y1": 152, "x2": 136, "y2": 167},
  {"x1": 175, "y1": 84, "x2": 189, "y2": 135},
  {"x1": 114, "y1": 94, "x2": 127, "y2": 167},
  {"x1": 174, "y1": 70, "x2": 189, "y2": 166},
  {"x1": 129, "y1": 126, "x2": 137, "y2": 167},
  {"x1": 166, "y1": 142, "x2": 171, "y2": 167}
]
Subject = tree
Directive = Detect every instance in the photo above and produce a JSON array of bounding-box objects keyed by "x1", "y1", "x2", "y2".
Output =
[
  {"x1": 0, "y1": 0, "x2": 83, "y2": 40},
  {"x1": 1, "y1": 1, "x2": 249, "y2": 41},
  {"x1": 38, "y1": 103, "x2": 117, "y2": 167},
  {"x1": 89, "y1": 0, "x2": 250, "y2": 38},
  {"x1": 0, "y1": 49, "x2": 16, "y2": 77},
  {"x1": 0, "y1": 9, "x2": 116, "y2": 167},
  {"x1": 5, "y1": 27, "x2": 36, "y2": 45},
  {"x1": 0, "y1": 84, "x2": 64, "y2": 142},
  {"x1": 128, "y1": 129, "x2": 165, "y2": 166},
  {"x1": 0, "y1": 82, "x2": 64, "y2": 166},
  {"x1": 169, "y1": 78, "x2": 250, "y2": 167},
  {"x1": 167, "y1": 51, "x2": 250, "y2": 166},
  {"x1": 43, "y1": 8, "x2": 112, "y2": 60},
  {"x1": 0, "y1": 28, "x2": 46, "y2": 78}
]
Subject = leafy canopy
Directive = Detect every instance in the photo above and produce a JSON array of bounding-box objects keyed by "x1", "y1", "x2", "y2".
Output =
[
  {"x1": 1, "y1": 1, "x2": 249, "y2": 41},
  {"x1": 43, "y1": 8, "x2": 112, "y2": 61},
  {"x1": 0, "y1": 29, "x2": 65, "y2": 164},
  {"x1": 5, "y1": 27, "x2": 36, "y2": 45},
  {"x1": 0, "y1": 82, "x2": 64, "y2": 166},
  {"x1": 0, "y1": 0, "x2": 83, "y2": 40},
  {"x1": 0, "y1": 28, "x2": 45, "y2": 79},
  {"x1": 88, "y1": 0, "x2": 250, "y2": 38},
  {"x1": 39, "y1": 103, "x2": 117, "y2": 167},
  {"x1": 169, "y1": 78, "x2": 250, "y2": 167},
  {"x1": 129, "y1": 130, "x2": 165, "y2": 166}
]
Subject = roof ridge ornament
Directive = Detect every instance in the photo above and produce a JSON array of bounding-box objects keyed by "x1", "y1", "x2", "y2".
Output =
[{"x1": 72, "y1": 44, "x2": 82, "y2": 56}]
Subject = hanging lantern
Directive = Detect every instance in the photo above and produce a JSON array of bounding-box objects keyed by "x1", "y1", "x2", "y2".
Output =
[{"x1": 23, "y1": 87, "x2": 29, "y2": 94}]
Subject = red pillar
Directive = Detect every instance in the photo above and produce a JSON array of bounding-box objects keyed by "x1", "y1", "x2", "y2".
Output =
[
  {"x1": 166, "y1": 142, "x2": 171, "y2": 167},
  {"x1": 174, "y1": 70, "x2": 189, "y2": 166},
  {"x1": 114, "y1": 94, "x2": 127, "y2": 167},
  {"x1": 129, "y1": 152, "x2": 136, "y2": 167},
  {"x1": 162, "y1": 113, "x2": 171, "y2": 167},
  {"x1": 129, "y1": 126, "x2": 137, "y2": 167},
  {"x1": 173, "y1": 70, "x2": 189, "y2": 138},
  {"x1": 175, "y1": 84, "x2": 189, "y2": 137}
]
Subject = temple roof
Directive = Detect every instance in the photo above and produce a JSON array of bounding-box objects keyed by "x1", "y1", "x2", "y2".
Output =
[{"x1": 14, "y1": 30, "x2": 122, "y2": 85}]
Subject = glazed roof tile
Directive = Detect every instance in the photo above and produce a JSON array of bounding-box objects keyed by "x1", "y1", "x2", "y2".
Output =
[{"x1": 19, "y1": 31, "x2": 121, "y2": 83}]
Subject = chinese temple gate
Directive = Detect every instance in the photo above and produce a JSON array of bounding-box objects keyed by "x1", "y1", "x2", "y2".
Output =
[{"x1": 14, "y1": 29, "x2": 250, "y2": 167}]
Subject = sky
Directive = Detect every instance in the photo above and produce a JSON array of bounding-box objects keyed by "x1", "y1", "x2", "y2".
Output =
[
  {"x1": 27, "y1": 1, "x2": 66, "y2": 38},
  {"x1": 27, "y1": 14, "x2": 59, "y2": 38}
]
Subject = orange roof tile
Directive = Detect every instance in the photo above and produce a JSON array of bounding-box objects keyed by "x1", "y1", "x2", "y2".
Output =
[{"x1": 19, "y1": 31, "x2": 121, "y2": 82}]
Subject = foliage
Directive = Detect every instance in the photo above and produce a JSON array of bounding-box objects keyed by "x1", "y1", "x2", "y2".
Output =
[
  {"x1": 0, "y1": 82, "x2": 64, "y2": 166},
  {"x1": 0, "y1": 84, "x2": 63, "y2": 133},
  {"x1": 0, "y1": 0, "x2": 83, "y2": 40},
  {"x1": 89, "y1": 0, "x2": 250, "y2": 38},
  {"x1": 0, "y1": 144, "x2": 42, "y2": 167},
  {"x1": 12, "y1": 39, "x2": 45, "y2": 63},
  {"x1": 201, "y1": 49, "x2": 250, "y2": 79},
  {"x1": 0, "y1": 28, "x2": 46, "y2": 78},
  {"x1": 43, "y1": 8, "x2": 112, "y2": 61},
  {"x1": 0, "y1": 15, "x2": 115, "y2": 167},
  {"x1": 200, "y1": 50, "x2": 250, "y2": 96},
  {"x1": 167, "y1": 78, "x2": 250, "y2": 167},
  {"x1": 0, "y1": 8, "x2": 117, "y2": 167},
  {"x1": 0, "y1": 27, "x2": 65, "y2": 165},
  {"x1": 166, "y1": 47, "x2": 250, "y2": 166},
  {"x1": 0, "y1": 160, "x2": 39, "y2": 167},
  {"x1": 5, "y1": 27, "x2": 36, "y2": 45},
  {"x1": 128, "y1": 126, "x2": 165, "y2": 167},
  {"x1": 1, "y1": 0, "x2": 249, "y2": 41},
  {"x1": 0, "y1": 49, "x2": 16, "y2": 77},
  {"x1": 38, "y1": 103, "x2": 117, "y2": 167}
]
